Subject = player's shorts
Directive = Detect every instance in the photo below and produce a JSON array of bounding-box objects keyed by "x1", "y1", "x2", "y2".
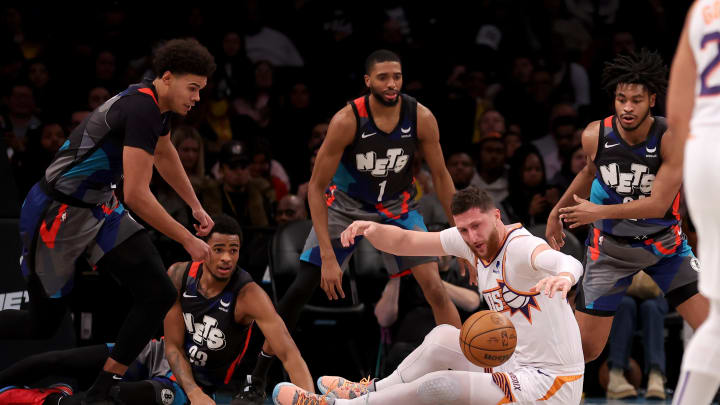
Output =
[
  {"x1": 489, "y1": 366, "x2": 583, "y2": 405},
  {"x1": 576, "y1": 225, "x2": 699, "y2": 315},
  {"x1": 300, "y1": 188, "x2": 436, "y2": 273},
  {"x1": 18, "y1": 182, "x2": 144, "y2": 297},
  {"x1": 684, "y1": 136, "x2": 720, "y2": 300}
]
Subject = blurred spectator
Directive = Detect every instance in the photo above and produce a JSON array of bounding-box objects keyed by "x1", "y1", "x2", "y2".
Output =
[
  {"x1": 476, "y1": 109, "x2": 506, "y2": 143},
  {"x1": 606, "y1": 272, "x2": 668, "y2": 400},
  {"x1": 233, "y1": 60, "x2": 278, "y2": 131},
  {"x1": 68, "y1": 110, "x2": 91, "y2": 133},
  {"x1": 275, "y1": 194, "x2": 307, "y2": 227},
  {"x1": 26, "y1": 59, "x2": 59, "y2": 115},
  {"x1": 92, "y1": 49, "x2": 122, "y2": 93},
  {"x1": 470, "y1": 134, "x2": 508, "y2": 207},
  {"x1": 533, "y1": 110, "x2": 579, "y2": 180},
  {"x1": 243, "y1": 0, "x2": 303, "y2": 67},
  {"x1": 249, "y1": 139, "x2": 289, "y2": 202},
  {"x1": 215, "y1": 31, "x2": 253, "y2": 100},
  {"x1": 88, "y1": 86, "x2": 111, "y2": 110},
  {"x1": 548, "y1": 34, "x2": 591, "y2": 110},
  {"x1": 11, "y1": 120, "x2": 66, "y2": 195},
  {"x1": 446, "y1": 151, "x2": 475, "y2": 190},
  {"x1": 501, "y1": 145, "x2": 558, "y2": 226},
  {"x1": 297, "y1": 146, "x2": 319, "y2": 202},
  {"x1": 2, "y1": 82, "x2": 41, "y2": 157},
  {"x1": 203, "y1": 140, "x2": 270, "y2": 227},
  {"x1": 503, "y1": 126, "x2": 524, "y2": 160},
  {"x1": 307, "y1": 121, "x2": 328, "y2": 151},
  {"x1": 549, "y1": 144, "x2": 586, "y2": 192},
  {"x1": 171, "y1": 125, "x2": 214, "y2": 196}
]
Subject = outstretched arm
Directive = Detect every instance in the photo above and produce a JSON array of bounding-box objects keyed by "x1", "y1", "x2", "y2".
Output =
[
  {"x1": 238, "y1": 283, "x2": 314, "y2": 392},
  {"x1": 340, "y1": 220, "x2": 447, "y2": 257}
]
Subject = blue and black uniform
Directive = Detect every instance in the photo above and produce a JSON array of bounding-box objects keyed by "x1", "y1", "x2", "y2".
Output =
[
  {"x1": 300, "y1": 94, "x2": 434, "y2": 273},
  {"x1": 1, "y1": 80, "x2": 177, "y2": 368},
  {"x1": 576, "y1": 116, "x2": 699, "y2": 316}
]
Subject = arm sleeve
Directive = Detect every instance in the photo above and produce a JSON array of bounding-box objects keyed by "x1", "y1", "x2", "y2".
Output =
[
  {"x1": 439, "y1": 227, "x2": 476, "y2": 263},
  {"x1": 113, "y1": 95, "x2": 164, "y2": 154},
  {"x1": 533, "y1": 248, "x2": 584, "y2": 284}
]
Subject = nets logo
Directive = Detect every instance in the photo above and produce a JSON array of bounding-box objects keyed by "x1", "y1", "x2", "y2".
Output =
[
  {"x1": 355, "y1": 148, "x2": 409, "y2": 177},
  {"x1": 0, "y1": 290, "x2": 29, "y2": 310},
  {"x1": 183, "y1": 313, "x2": 226, "y2": 350},
  {"x1": 599, "y1": 163, "x2": 655, "y2": 197}
]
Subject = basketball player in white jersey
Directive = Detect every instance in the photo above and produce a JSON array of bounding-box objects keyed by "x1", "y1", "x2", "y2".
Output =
[
  {"x1": 271, "y1": 187, "x2": 585, "y2": 405},
  {"x1": 668, "y1": 1, "x2": 720, "y2": 403}
]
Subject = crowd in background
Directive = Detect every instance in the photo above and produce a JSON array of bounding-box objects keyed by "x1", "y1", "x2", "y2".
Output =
[{"x1": 0, "y1": 0, "x2": 694, "y2": 397}]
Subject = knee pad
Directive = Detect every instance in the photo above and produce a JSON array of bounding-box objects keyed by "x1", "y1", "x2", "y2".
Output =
[
  {"x1": 416, "y1": 373, "x2": 460, "y2": 404},
  {"x1": 113, "y1": 379, "x2": 176, "y2": 405}
]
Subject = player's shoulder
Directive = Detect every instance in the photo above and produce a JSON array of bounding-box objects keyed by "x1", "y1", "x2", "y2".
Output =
[
  {"x1": 582, "y1": 120, "x2": 602, "y2": 138},
  {"x1": 331, "y1": 104, "x2": 356, "y2": 128},
  {"x1": 167, "y1": 261, "x2": 190, "y2": 289},
  {"x1": 416, "y1": 101, "x2": 435, "y2": 122}
]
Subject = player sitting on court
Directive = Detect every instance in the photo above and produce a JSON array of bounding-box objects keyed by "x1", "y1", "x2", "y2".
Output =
[
  {"x1": 0, "y1": 215, "x2": 313, "y2": 405},
  {"x1": 272, "y1": 187, "x2": 585, "y2": 405}
]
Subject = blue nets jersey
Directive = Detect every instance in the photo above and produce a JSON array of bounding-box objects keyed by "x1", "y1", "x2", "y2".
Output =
[
  {"x1": 43, "y1": 81, "x2": 172, "y2": 205},
  {"x1": 180, "y1": 262, "x2": 254, "y2": 388},
  {"x1": 590, "y1": 115, "x2": 680, "y2": 237},
  {"x1": 330, "y1": 94, "x2": 418, "y2": 205}
]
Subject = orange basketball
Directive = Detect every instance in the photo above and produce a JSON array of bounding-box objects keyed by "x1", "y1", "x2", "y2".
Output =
[{"x1": 459, "y1": 310, "x2": 517, "y2": 368}]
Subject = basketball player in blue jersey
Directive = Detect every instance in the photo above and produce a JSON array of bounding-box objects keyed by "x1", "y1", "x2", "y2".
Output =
[
  {"x1": 244, "y1": 49, "x2": 462, "y2": 398},
  {"x1": 0, "y1": 215, "x2": 313, "y2": 405},
  {"x1": 546, "y1": 49, "x2": 709, "y2": 364},
  {"x1": 0, "y1": 38, "x2": 217, "y2": 403}
]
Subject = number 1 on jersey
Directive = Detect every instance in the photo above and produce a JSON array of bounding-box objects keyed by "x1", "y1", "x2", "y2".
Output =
[{"x1": 378, "y1": 180, "x2": 387, "y2": 202}]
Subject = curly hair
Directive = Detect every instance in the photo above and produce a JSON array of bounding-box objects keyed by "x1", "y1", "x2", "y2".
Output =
[
  {"x1": 152, "y1": 38, "x2": 216, "y2": 78},
  {"x1": 602, "y1": 48, "x2": 668, "y2": 97}
]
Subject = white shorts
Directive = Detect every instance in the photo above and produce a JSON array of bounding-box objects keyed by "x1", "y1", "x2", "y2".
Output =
[
  {"x1": 488, "y1": 366, "x2": 583, "y2": 405},
  {"x1": 684, "y1": 137, "x2": 720, "y2": 300}
]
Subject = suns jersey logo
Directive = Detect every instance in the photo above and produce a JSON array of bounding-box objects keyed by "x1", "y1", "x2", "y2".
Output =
[{"x1": 482, "y1": 279, "x2": 541, "y2": 324}]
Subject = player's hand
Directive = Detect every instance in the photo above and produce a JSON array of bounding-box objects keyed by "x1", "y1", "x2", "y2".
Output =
[
  {"x1": 340, "y1": 221, "x2": 376, "y2": 247},
  {"x1": 546, "y1": 209, "x2": 566, "y2": 250},
  {"x1": 320, "y1": 259, "x2": 345, "y2": 300},
  {"x1": 183, "y1": 236, "x2": 210, "y2": 262},
  {"x1": 187, "y1": 386, "x2": 216, "y2": 405},
  {"x1": 530, "y1": 275, "x2": 573, "y2": 299},
  {"x1": 457, "y1": 258, "x2": 478, "y2": 286},
  {"x1": 192, "y1": 208, "x2": 214, "y2": 236},
  {"x1": 558, "y1": 194, "x2": 603, "y2": 228}
]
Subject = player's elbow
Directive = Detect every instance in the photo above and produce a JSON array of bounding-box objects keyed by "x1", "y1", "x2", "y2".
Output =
[
  {"x1": 123, "y1": 186, "x2": 147, "y2": 210},
  {"x1": 374, "y1": 306, "x2": 398, "y2": 328}
]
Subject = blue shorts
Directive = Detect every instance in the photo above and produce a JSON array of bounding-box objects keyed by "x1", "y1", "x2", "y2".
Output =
[
  {"x1": 19, "y1": 182, "x2": 143, "y2": 297},
  {"x1": 576, "y1": 225, "x2": 699, "y2": 315},
  {"x1": 300, "y1": 188, "x2": 436, "y2": 273}
]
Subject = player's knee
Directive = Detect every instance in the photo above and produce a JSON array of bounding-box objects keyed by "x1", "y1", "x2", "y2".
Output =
[
  {"x1": 425, "y1": 324, "x2": 459, "y2": 346},
  {"x1": 416, "y1": 371, "x2": 461, "y2": 404}
]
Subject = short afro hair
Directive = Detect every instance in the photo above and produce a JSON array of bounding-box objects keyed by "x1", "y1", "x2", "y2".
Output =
[
  {"x1": 602, "y1": 48, "x2": 667, "y2": 97},
  {"x1": 152, "y1": 38, "x2": 216, "y2": 78},
  {"x1": 365, "y1": 49, "x2": 401, "y2": 74},
  {"x1": 206, "y1": 214, "x2": 243, "y2": 245}
]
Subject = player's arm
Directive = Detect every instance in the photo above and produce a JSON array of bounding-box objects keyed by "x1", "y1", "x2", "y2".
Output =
[
  {"x1": 374, "y1": 277, "x2": 400, "y2": 327},
  {"x1": 340, "y1": 220, "x2": 447, "y2": 257},
  {"x1": 163, "y1": 262, "x2": 216, "y2": 405},
  {"x1": 123, "y1": 147, "x2": 209, "y2": 262},
  {"x1": 667, "y1": 4, "x2": 697, "y2": 144},
  {"x1": 153, "y1": 132, "x2": 213, "y2": 236},
  {"x1": 442, "y1": 280, "x2": 481, "y2": 311},
  {"x1": 546, "y1": 121, "x2": 600, "y2": 248},
  {"x1": 308, "y1": 105, "x2": 356, "y2": 300},
  {"x1": 417, "y1": 103, "x2": 456, "y2": 222},
  {"x1": 237, "y1": 283, "x2": 314, "y2": 392},
  {"x1": 559, "y1": 128, "x2": 683, "y2": 226},
  {"x1": 525, "y1": 242, "x2": 583, "y2": 299}
]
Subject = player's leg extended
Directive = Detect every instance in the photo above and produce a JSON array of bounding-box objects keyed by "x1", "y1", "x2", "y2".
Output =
[
  {"x1": 277, "y1": 371, "x2": 505, "y2": 405},
  {"x1": 0, "y1": 344, "x2": 108, "y2": 388},
  {"x1": 411, "y1": 261, "x2": 462, "y2": 328},
  {"x1": 574, "y1": 311, "x2": 614, "y2": 363}
]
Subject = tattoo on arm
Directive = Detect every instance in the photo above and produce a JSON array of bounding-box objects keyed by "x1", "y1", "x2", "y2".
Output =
[{"x1": 167, "y1": 262, "x2": 187, "y2": 290}]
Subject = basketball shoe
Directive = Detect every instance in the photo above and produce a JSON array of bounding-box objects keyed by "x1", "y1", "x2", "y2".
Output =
[
  {"x1": 0, "y1": 383, "x2": 73, "y2": 404},
  {"x1": 317, "y1": 376, "x2": 374, "y2": 399},
  {"x1": 273, "y1": 383, "x2": 334, "y2": 405}
]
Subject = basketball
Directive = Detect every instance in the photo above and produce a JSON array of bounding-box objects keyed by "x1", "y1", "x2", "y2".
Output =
[{"x1": 459, "y1": 310, "x2": 517, "y2": 368}]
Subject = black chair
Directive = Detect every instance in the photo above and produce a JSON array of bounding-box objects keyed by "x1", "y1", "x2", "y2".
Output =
[{"x1": 268, "y1": 220, "x2": 367, "y2": 377}]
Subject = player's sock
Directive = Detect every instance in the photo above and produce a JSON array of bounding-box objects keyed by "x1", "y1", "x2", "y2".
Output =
[
  {"x1": 672, "y1": 299, "x2": 720, "y2": 404},
  {"x1": 250, "y1": 350, "x2": 274, "y2": 387}
]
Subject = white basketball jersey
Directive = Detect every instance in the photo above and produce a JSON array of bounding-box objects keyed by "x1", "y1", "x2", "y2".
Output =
[
  {"x1": 689, "y1": 0, "x2": 720, "y2": 135},
  {"x1": 440, "y1": 224, "x2": 584, "y2": 374}
]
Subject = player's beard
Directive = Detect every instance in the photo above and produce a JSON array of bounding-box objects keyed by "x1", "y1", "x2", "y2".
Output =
[
  {"x1": 370, "y1": 86, "x2": 399, "y2": 107},
  {"x1": 617, "y1": 107, "x2": 651, "y2": 132}
]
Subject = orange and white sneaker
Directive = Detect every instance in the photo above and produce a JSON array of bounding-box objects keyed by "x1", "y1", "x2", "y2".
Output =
[
  {"x1": 272, "y1": 382, "x2": 334, "y2": 405},
  {"x1": 317, "y1": 376, "x2": 374, "y2": 399}
]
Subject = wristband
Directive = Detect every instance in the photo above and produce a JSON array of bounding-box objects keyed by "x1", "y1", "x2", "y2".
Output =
[{"x1": 558, "y1": 275, "x2": 573, "y2": 284}]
